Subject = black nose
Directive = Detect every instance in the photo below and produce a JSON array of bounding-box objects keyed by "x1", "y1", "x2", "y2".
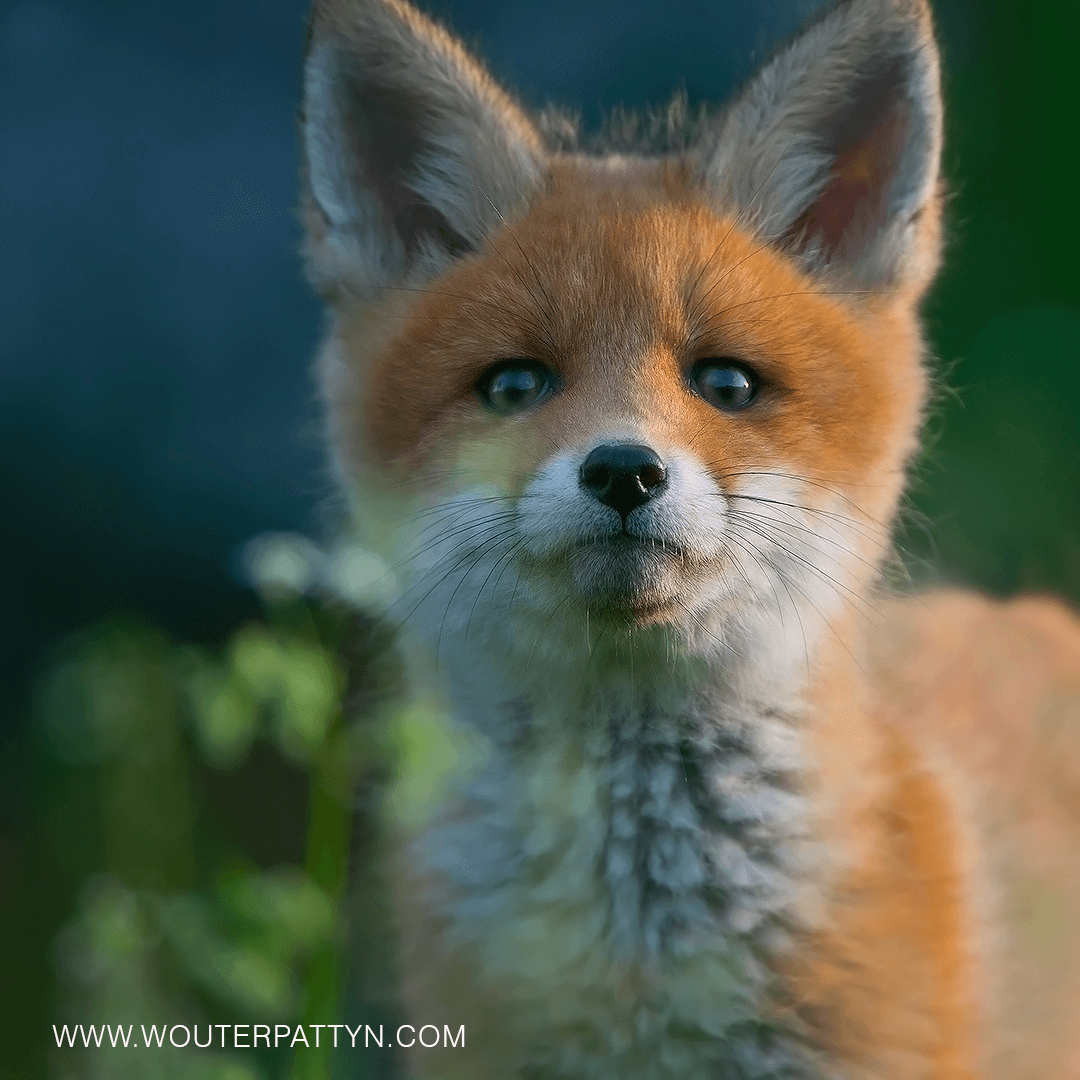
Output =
[{"x1": 579, "y1": 443, "x2": 668, "y2": 519}]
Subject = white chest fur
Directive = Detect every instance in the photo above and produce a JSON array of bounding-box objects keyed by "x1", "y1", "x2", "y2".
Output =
[{"x1": 408, "y1": 654, "x2": 825, "y2": 1080}]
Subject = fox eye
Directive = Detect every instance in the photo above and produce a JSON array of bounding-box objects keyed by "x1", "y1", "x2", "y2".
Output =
[
  {"x1": 477, "y1": 362, "x2": 553, "y2": 415},
  {"x1": 689, "y1": 360, "x2": 759, "y2": 411}
]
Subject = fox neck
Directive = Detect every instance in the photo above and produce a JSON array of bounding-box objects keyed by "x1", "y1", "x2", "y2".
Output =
[{"x1": 415, "y1": 604, "x2": 826, "y2": 963}]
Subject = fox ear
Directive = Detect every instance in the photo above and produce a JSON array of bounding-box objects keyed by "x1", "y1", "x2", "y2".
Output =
[
  {"x1": 301, "y1": 0, "x2": 546, "y2": 300},
  {"x1": 701, "y1": 0, "x2": 943, "y2": 296}
]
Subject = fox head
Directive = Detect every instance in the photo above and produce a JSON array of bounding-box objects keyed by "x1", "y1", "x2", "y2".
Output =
[{"x1": 300, "y1": 0, "x2": 943, "y2": 675}]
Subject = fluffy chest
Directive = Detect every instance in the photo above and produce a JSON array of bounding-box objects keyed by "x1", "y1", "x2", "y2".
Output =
[{"x1": 414, "y1": 690, "x2": 820, "y2": 1078}]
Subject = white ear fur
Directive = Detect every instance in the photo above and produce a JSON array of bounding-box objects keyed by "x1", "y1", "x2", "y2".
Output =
[
  {"x1": 301, "y1": 0, "x2": 546, "y2": 300},
  {"x1": 700, "y1": 0, "x2": 943, "y2": 294}
]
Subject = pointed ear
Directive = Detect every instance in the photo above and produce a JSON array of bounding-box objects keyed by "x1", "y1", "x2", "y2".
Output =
[
  {"x1": 301, "y1": 0, "x2": 546, "y2": 301},
  {"x1": 701, "y1": 0, "x2": 943, "y2": 296}
]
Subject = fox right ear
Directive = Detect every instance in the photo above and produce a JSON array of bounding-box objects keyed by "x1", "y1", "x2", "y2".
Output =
[
  {"x1": 700, "y1": 0, "x2": 943, "y2": 297},
  {"x1": 301, "y1": 0, "x2": 546, "y2": 301}
]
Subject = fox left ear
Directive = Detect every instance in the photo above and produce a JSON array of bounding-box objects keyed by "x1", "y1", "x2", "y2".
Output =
[
  {"x1": 700, "y1": 0, "x2": 943, "y2": 297},
  {"x1": 300, "y1": 0, "x2": 546, "y2": 302}
]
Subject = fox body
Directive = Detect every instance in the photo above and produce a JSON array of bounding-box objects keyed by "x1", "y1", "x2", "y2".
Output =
[{"x1": 299, "y1": 1, "x2": 1080, "y2": 1077}]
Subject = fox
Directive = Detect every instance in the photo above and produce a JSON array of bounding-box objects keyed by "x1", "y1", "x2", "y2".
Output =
[{"x1": 298, "y1": 0, "x2": 1080, "y2": 1077}]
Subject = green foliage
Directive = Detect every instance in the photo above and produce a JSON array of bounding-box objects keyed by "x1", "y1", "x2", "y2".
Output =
[
  {"x1": 40, "y1": 578, "x2": 383, "y2": 1080},
  {"x1": 385, "y1": 698, "x2": 490, "y2": 834},
  {"x1": 54, "y1": 875, "x2": 267, "y2": 1080},
  {"x1": 906, "y1": 0, "x2": 1080, "y2": 604},
  {"x1": 158, "y1": 867, "x2": 336, "y2": 1021},
  {"x1": 181, "y1": 626, "x2": 342, "y2": 770}
]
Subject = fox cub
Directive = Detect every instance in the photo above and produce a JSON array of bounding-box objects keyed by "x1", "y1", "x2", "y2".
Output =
[{"x1": 299, "y1": 0, "x2": 1080, "y2": 1077}]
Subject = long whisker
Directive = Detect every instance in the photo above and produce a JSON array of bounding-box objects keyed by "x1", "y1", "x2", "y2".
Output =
[
  {"x1": 390, "y1": 523, "x2": 516, "y2": 634},
  {"x1": 722, "y1": 530, "x2": 809, "y2": 679},
  {"x1": 727, "y1": 516, "x2": 882, "y2": 622},
  {"x1": 464, "y1": 535, "x2": 529, "y2": 648},
  {"x1": 715, "y1": 536, "x2": 763, "y2": 609},
  {"x1": 726, "y1": 506, "x2": 886, "y2": 577},
  {"x1": 688, "y1": 235, "x2": 781, "y2": 332},
  {"x1": 400, "y1": 492, "x2": 523, "y2": 518},
  {"x1": 719, "y1": 466, "x2": 883, "y2": 503},
  {"x1": 399, "y1": 495, "x2": 514, "y2": 536},
  {"x1": 732, "y1": 525, "x2": 863, "y2": 676},
  {"x1": 437, "y1": 529, "x2": 520, "y2": 669},
  {"x1": 771, "y1": 559, "x2": 868, "y2": 677},
  {"x1": 727, "y1": 495, "x2": 884, "y2": 552},
  {"x1": 672, "y1": 596, "x2": 748, "y2": 667},
  {"x1": 688, "y1": 289, "x2": 874, "y2": 347},
  {"x1": 471, "y1": 179, "x2": 558, "y2": 324},
  {"x1": 371, "y1": 277, "x2": 556, "y2": 356},
  {"x1": 575, "y1": 617, "x2": 610, "y2": 698},
  {"x1": 527, "y1": 595, "x2": 574, "y2": 669},
  {"x1": 723, "y1": 493, "x2": 887, "y2": 548},
  {"x1": 398, "y1": 511, "x2": 518, "y2": 567},
  {"x1": 396, "y1": 506, "x2": 517, "y2": 564}
]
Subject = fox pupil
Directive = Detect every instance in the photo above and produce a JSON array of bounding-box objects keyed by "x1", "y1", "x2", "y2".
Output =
[{"x1": 690, "y1": 360, "x2": 758, "y2": 411}]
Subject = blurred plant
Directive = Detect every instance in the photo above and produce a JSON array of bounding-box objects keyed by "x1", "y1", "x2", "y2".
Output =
[
  {"x1": 52, "y1": 872, "x2": 313, "y2": 1080},
  {"x1": 158, "y1": 868, "x2": 335, "y2": 1022},
  {"x1": 41, "y1": 534, "x2": 405, "y2": 1080}
]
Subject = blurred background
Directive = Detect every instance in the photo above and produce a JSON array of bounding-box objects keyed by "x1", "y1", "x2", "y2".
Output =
[{"x1": 2, "y1": 0, "x2": 1078, "y2": 1076}]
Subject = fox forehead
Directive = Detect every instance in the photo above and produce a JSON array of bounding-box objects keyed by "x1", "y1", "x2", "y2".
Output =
[{"x1": 346, "y1": 157, "x2": 927, "y2": 493}]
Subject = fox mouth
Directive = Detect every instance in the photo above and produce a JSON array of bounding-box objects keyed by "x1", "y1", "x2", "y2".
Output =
[
  {"x1": 573, "y1": 532, "x2": 692, "y2": 560},
  {"x1": 561, "y1": 532, "x2": 696, "y2": 620}
]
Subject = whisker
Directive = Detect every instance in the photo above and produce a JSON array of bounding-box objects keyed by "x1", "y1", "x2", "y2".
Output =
[
  {"x1": 687, "y1": 236, "x2": 781, "y2": 332},
  {"x1": 470, "y1": 178, "x2": 560, "y2": 344},
  {"x1": 724, "y1": 493, "x2": 887, "y2": 548},
  {"x1": 464, "y1": 535, "x2": 529, "y2": 647},
  {"x1": 398, "y1": 511, "x2": 518, "y2": 567},
  {"x1": 401, "y1": 492, "x2": 523, "y2": 516},
  {"x1": 399, "y1": 495, "x2": 514, "y2": 534},
  {"x1": 371, "y1": 282, "x2": 516, "y2": 316},
  {"x1": 527, "y1": 595, "x2": 574, "y2": 669},
  {"x1": 372, "y1": 278, "x2": 556, "y2": 356},
  {"x1": 715, "y1": 536, "x2": 762, "y2": 606},
  {"x1": 726, "y1": 506, "x2": 886, "y2": 577},
  {"x1": 771, "y1": 561, "x2": 868, "y2": 677},
  {"x1": 391, "y1": 524, "x2": 516, "y2": 634},
  {"x1": 396, "y1": 506, "x2": 517, "y2": 564},
  {"x1": 727, "y1": 515, "x2": 880, "y2": 620},
  {"x1": 722, "y1": 530, "x2": 809, "y2": 677},
  {"x1": 688, "y1": 289, "x2": 873, "y2": 347},
  {"x1": 672, "y1": 596, "x2": 748, "y2": 667},
  {"x1": 719, "y1": 467, "x2": 885, "y2": 507},
  {"x1": 574, "y1": 618, "x2": 611, "y2": 699},
  {"x1": 437, "y1": 529, "x2": 520, "y2": 669}
]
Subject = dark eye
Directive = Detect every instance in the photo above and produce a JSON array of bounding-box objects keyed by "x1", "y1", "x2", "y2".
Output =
[
  {"x1": 688, "y1": 359, "x2": 759, "y2": 411},
  {"x1": 477, "y1": 362, "x2": 553, "y2": 415}
]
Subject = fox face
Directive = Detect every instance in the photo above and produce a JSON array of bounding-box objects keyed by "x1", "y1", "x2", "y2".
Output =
[
  {"x1": 305, "y1": 0, "x2": 941, "y2": 675},
  {"x1": 338, "y1": 171, "x2": 924, "y2": 669}
]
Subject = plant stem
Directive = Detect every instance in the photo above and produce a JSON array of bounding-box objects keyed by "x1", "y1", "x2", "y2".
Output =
[{"x1": 289, "y1": 725, "x2": 352, "y2": 1080}]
